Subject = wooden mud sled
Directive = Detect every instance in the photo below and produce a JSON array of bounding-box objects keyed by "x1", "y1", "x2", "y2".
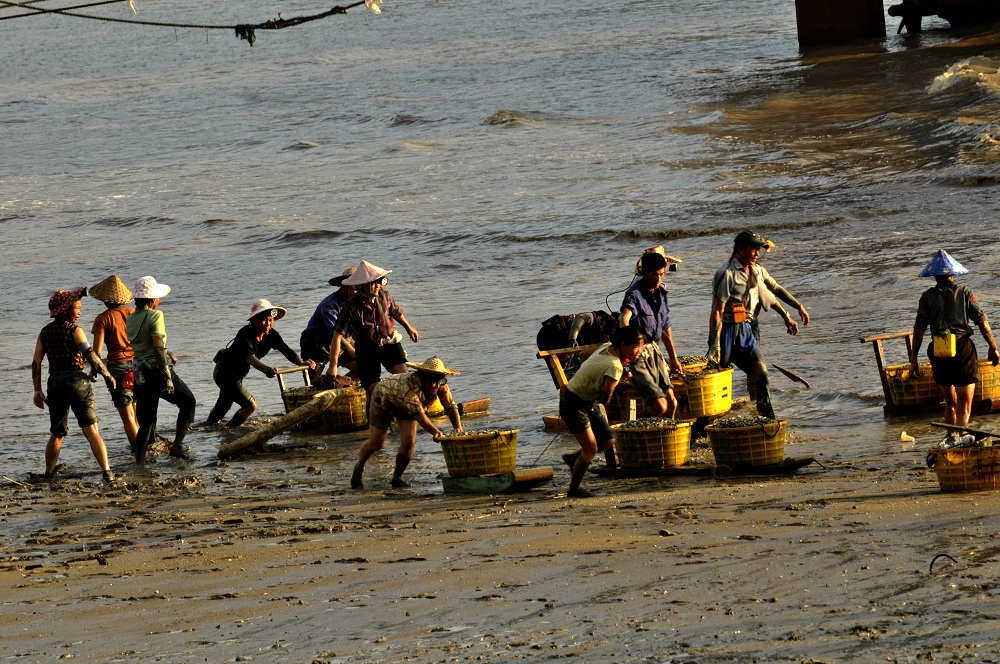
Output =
[
  {"x1": 861, "y1": 331, "x2": 1000, "y2": 416},
  {"x1": 277, "y1": 366, "x2": 491, "y2": 434},
  {"x1": 441, "y1": 467, "x2": 554, "y2": 494}
]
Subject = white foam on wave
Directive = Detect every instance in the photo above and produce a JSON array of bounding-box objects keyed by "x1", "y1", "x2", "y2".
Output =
[{"x1": 927, "y1": 56, "x2": 1000, "y2": 95}]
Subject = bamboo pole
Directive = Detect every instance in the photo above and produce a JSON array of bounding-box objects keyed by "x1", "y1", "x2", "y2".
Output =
[{"x1": 217, "y1": 390, "x2": 340, "y2": 459}]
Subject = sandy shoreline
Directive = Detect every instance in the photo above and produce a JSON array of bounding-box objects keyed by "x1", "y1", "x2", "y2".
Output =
[{"x1": 4, "y1": 432, "x2": 1000, "y2": 663}]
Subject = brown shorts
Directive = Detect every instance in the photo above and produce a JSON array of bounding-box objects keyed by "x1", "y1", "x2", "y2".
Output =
[{"x1": 929, "y1": 335, "x2": 978, "y2": 387}]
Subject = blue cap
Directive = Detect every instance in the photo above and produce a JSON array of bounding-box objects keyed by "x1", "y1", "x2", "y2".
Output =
[{"x1": 919, "y1": 250, "x2": 969, "y2": 277}]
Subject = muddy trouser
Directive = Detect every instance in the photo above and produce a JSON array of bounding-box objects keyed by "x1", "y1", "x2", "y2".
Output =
[
  {"x1": 630, "y1": 343, "x2": 672, "y2": 405},
  {"x1": 47, "y1": 370, "x2": 98, "y2": 437},
  {"x1": 135, "y1": 366, "x2": 196, "y2": 453},
  {"x1": 720, "y1": 321, "x2": 774, "y2": 419},
  {"x1": 206, "y1": 363, "x2": 253, "y2": 423}
]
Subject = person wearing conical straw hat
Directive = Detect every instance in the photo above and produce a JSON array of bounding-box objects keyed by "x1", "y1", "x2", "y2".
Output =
[
  {"x1": 207, "y1": 299, "x2": 316, "y2": 428},
  {"x1": 126, "y1": 276, "x2": 196, "y2": 462},
  {"x1": 351, "y1": 356, "x2": 462, "y2": 489},
  {"x1": 89, "y1": 274, "x2": 139, "y2": 450},
  {"x1": 911, "y1": 250, "x2": 998, "y2": 441},
  {"x1": 31, "y1": 286, "x2": 117, "y2": 483},
  {"x1": 327, "y1": 260, "x2": 420, "y2": 399},
  {"x1": 300, "y1": 266, "x2": 359, "y2": 384}
]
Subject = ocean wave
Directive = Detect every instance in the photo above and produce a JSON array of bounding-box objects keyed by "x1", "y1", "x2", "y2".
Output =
[
  {"x1": 390, "y1": 113, "x2": 447, "y2": 126},
  {"x1": 483, "y1": 109, "x2": 549, "y2": 126},
  {"x1": 927, "y1": 56, "x2": 1000, "y2": 95},
  {"x1": 503, "y1": 217, "x2": 845, "y2": 244},
  {"x1": 255, "y1": 229, "x2": 346, "y2": 247},
  {"x1": 94, "y1": 215, "x2": 176, "y2": 227}
]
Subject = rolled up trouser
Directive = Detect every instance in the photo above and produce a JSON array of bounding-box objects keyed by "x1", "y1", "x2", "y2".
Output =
[
  {"x1": 720, "y1": 321, "x2": 774, "y2": 419},
  {"x1": 630, "y1": 343, "x2": 673, "y2": 406}
]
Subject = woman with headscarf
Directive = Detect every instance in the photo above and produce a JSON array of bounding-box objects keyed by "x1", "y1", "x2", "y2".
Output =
[
  {"x1": 207, "y1": 299, "x2": 315, "y2": 427},
  {"x1": 126, "y1": 276, "x2": 196, "y2": 462},
  {"x1": 89, "y1": 274, "x2": 139, "y2": 450},
  {"x1": 31, "y1": 287, "x2": 116, "y2": 482}
]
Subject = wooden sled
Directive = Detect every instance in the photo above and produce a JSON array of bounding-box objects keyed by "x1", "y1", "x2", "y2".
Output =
[
  {"x1": 860, "y1": 331, "x2": 1000, "y2": 416},
  {"x1": 591, "y1": 456, "x2": 817, "y2": 478},
  {"x1": 441, "y1": 466, "x2": 554, "y2": 494}
]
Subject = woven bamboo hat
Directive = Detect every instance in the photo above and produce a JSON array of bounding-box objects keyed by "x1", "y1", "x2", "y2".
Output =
[
  {"x1": 328, "y1": 265, "x2": 357, "y2": 287},
  {"x1": 406, "y1": 356, "x2": 460, "y2": 376},
  {"x1": 342, "y1": 260, "x2": 391, "y2": 286},
  {"x1": 89, "y1": 274, "x2": 133, "y2": 305}
]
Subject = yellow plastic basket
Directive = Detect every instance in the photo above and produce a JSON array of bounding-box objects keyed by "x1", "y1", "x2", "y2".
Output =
[
  {"x1": 612, "y1": 421, "x2": 692, "y2": 469},
  {"x1": 673, "y1": 368, "x2": 733, "y2": 419},
  {"x1": 707, "y1": 419, "x2": 786, "y2": 468},
  {"x1": 975, "y1": 359, "x2": 1000, "y2": 401},
  {"x1": 932, "y1": 446, "x2": 1000, "y2": 492},
  {"x1": 284, "y1": 385, "x2": 368, "y2": 433},
  {"x1": 439, "y1": 429, "x2": 519, "y2": 478},
  {"x1": 606, "y1": 382, "x2": 648, "y2": 423},
  {"x1": 883, "y1": 362, "x2": 939, "y2": 408}
]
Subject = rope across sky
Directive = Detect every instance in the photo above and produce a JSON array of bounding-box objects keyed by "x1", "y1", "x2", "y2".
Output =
[{"x1": 0, "y1": 0, "x2": 382, "y2": 45}]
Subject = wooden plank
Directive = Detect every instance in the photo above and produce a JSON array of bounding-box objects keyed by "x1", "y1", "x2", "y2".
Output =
[
  {"x1": 459, "y1": 398, "x2": 490, "y2": 415},
  {"x1": 931, "y1": 422, "x2": 1000, "y2": 440},
  {"x1": 217, "y1": 391, "x2": 340, "y2": 459},
  {"x1": 860, "y1": 331, "x2": 914, "y2": 343}
]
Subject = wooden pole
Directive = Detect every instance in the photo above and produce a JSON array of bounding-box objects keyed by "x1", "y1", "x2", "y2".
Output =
[{"x1": 217, "y1": 390, "x2": 340, "y2": 459}]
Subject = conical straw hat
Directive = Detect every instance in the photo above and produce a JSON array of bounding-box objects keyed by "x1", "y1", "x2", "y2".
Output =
[
  {"x1": 342, "y1": 260, "x2": 391, "y2": 286},
  {"x1": 919, "y1": 250, "x2": 969, "y2": 277},
  {"x1": 88, "y1": 274, "x2": 133, "y2": 305},
  {"x1": 405, "y1": 356, "x2": 460, "y2": 376}
]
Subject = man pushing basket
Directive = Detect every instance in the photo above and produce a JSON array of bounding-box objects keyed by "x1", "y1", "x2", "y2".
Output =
[{"x1": 351, "y1": 356, "x2": 463, "y2": 489}]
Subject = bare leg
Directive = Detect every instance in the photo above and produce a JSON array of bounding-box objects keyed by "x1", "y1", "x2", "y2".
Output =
[
  {"x1": 81, "y1": 422, "x2": 111, "y2": 471},
  {"x1": 118, "y1": 404, "x2": 139, "y2": 448},
  {"x1": 941, "y1": 386, "x2": 958, "y2": 425},
  {"x1": 956, "y1": 384, "x2": 976, "y2": 428},
  {"x1": 45, "y1": 435, "x2": 65, "y2": 475}
]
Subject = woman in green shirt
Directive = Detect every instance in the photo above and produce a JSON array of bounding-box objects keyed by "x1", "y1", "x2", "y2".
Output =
[{"x1": 126, "y1": 276, "x2": 196, "y2": 463}]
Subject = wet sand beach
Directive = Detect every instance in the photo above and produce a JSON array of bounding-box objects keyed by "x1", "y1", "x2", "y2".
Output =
[{"x1": 5, "y1": 421, "x2": 1000, "y2": 663}]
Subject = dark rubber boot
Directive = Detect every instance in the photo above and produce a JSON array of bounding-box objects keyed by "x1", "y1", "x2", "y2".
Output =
[
  {"x1": 227, "y1": 412, "x2": 250, "y2": 428},
  {"x1": 603, "y1": 446, "x2": 617, "y2": 469},
  {"x1": 755, "y1": 374, "x2": 775, "y2": 420},
  {"x1": 351, "y1": 461, "x2": 365, "y2": 489},
  {"x1": 391, "y1": 453, "x2": 411, "y2": 488},
  {"x1": 567, "y1": 456, "x2": 592, "y2": 498},
  {"x1": 561, "y1": 450, "x2": 580, "y2": 469}
]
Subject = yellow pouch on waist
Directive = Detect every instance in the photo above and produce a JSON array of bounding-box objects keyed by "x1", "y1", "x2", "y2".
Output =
[
  {"x1": 731, "y1": 301, "x2": 747, "y2": 324},
  {"x1": 933, "y1": 332, "x2": 956, "y2": 358}
]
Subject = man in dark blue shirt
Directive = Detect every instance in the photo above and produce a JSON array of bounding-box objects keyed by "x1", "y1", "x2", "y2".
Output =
[
  {"x1": 300, "y1": 266, "x2": 357, "y2": 380},
  {"x1": 620, "y1": 250, "x2": 683, "y2": 419}
]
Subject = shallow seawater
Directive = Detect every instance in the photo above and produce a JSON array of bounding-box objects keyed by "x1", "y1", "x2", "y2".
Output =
[{"x1": 1, "y1": 0, "x2": 999, "y2": 487}]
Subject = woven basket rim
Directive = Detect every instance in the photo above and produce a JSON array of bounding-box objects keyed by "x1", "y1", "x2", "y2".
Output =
[
  {"x1": 706, "y1": 418, "x2": 787, "y2": 432},
  {"x1": 673, "y1": 366, "x2": 734, "y2": 382},
  {"x1": 438, "y1": 428, "x2": 519, "y2": 441},
  {"x1": 612, "y1": 421, "x2": 693, "y2": 433}
]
